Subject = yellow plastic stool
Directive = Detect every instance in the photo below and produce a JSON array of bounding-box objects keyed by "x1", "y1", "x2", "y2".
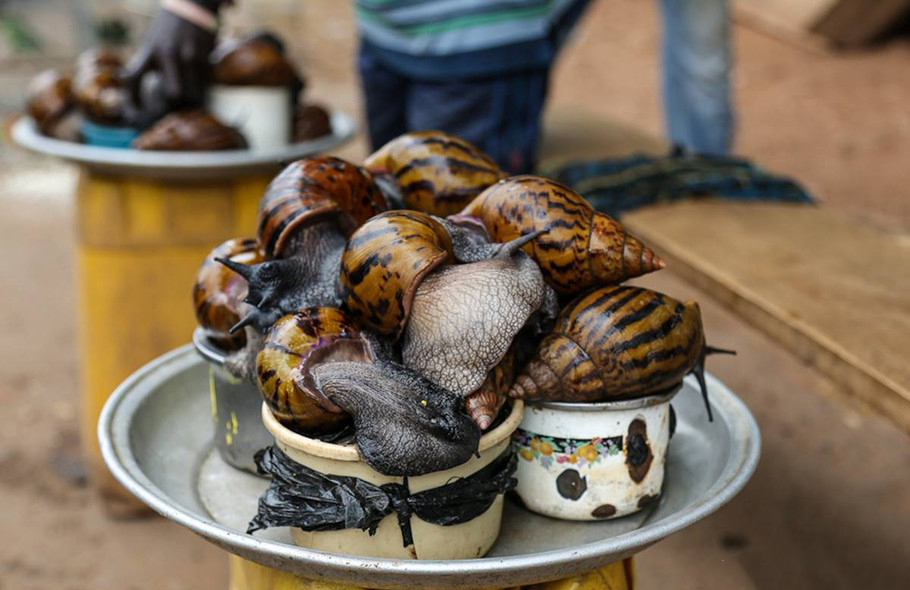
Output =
[
  {"x1": 76, "y1": 168, "x2": 273, "y2": 511},
  {"x1": 228, "y1": 555, "x2": 634, "y2": 590}
]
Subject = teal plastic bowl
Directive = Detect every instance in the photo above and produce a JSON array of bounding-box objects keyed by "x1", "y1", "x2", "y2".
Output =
[{"x1": 80, "y1": 120, "x2": 140, "y2": 149}]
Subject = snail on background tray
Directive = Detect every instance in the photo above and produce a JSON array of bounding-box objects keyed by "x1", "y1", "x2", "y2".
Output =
[
  {"x1": 72, "y1": 48, "x2": 126, "y2": 125},
  {"x1": 457, "y1": 176, "x2": 664, "y2": 295},
  {"x1": 212, "y1": 36, "x2": 302, "y2": 89},
  {"x1": 364, "y1": 130, "x2": 506, "y2": 216},
  {"x1": 132, "y1": 110, "x2": 248, "y2": 150},
  {"x1": 25, "y1": 70, "x2": 77, "y2": 139},
  {"x1": 509, "y1": 285, "x2": 734, "y2": 420}
]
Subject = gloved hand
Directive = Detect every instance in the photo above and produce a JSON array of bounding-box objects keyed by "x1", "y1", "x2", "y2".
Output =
[{"x1": 122, "y1": 5, "x2": 218, "y2": 112}]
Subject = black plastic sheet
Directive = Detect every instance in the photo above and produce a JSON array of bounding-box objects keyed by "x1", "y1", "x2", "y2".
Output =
[{"x1": 248, "y1": 446, "x2": 517, "y2": 548}]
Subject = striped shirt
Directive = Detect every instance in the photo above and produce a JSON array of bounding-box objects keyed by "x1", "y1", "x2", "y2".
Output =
[{"x1": 357, "y1": 0, "x2": 589, "y2": 79}]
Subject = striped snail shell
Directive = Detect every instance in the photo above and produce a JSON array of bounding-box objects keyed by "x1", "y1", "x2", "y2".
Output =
[
  {"x1": 364, "y1": 130, "x2": 506, "y2": 216},
  {"x1": 465, "y1": 346, "x2": 516, "y2": 431},
  {"x1": 193, "y1": 238, "x2": 263, "y2": 350},
  {"x1": 458, "y1": 176, "x2": 665, "y2": 295},
  {"x1": 26, "y1": 70, "x2": 75, "y2": 136},
  {"x1": 256, "y1": 306, "x2": 372, "y2": 432},
  {"x1": 510, "y1": 285, "x2": 726, "y2": 419},
  {"x1": 339, "y1": 210, "x2": 455, "y2": 338},
  {"x1": 133, "y1": 110, "x2": 248, "y2": 151},
  {"x1": 257, "y1": 157, "x2": 388, "y2": 259}
]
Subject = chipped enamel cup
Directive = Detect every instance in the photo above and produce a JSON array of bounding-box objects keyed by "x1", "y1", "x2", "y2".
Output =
[
  {"x1": 261, "y1": 400, "x2": 524, "y2": 559},
  {"x1": 193, "y1": 329, "x2": 273, "y2": 474},
  {"x1": 513, "y1": 386, "x2": 679, "y2": 521}
]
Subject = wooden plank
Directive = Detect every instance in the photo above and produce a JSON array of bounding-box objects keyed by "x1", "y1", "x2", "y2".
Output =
[{"x1": 622, "y1": 201, "x2": 910, "y2": 433}]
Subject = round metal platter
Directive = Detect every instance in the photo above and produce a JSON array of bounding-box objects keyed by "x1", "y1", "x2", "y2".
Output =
[
  {"x1": 11, "y1": 113, "x2": 355, "y2": 179},
  {"x1": 99, "y1": 346, "x2": 760, "y2": 590}
]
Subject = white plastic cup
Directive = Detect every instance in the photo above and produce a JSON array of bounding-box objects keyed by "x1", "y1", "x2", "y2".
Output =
[{"x1": 208, "y1": 85, "x2": 291, "y2": 151}]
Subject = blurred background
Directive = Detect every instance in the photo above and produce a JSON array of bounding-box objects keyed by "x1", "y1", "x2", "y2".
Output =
[{"x1": 1, "y1": 1, "x2": 908, "y2": 589}]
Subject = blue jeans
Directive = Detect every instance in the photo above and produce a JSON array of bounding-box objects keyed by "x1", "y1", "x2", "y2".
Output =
[{"x1": 660, "y1": 0, "x2": 734, "y2": 155}]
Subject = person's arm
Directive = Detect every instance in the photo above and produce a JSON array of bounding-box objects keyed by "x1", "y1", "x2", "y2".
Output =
[{"x1": 122, "y1": 0, "x2": 233, "y2": 109}]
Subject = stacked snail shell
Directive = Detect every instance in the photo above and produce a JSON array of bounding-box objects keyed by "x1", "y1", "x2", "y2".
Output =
[
  {"x1": 25, "y1": 69, "x2": 79, "y2": 142},
  {"x1": 72, "y1": 48, "x2": 127, "y2": 126},
  {"x1": 193, "y1": 131, "x2": 731, "y2": 531},
  {"x1": 132, "y1": 109, "x2": 248, "y2": 151}
]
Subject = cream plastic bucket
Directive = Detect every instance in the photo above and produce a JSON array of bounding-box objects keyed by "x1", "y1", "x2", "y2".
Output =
[
  {"x1": 262, "y1": 400, "x2": 524, "y2": 559},
  {"x1": 208, "y1": 85, "x2": 291, "y2": 150}
]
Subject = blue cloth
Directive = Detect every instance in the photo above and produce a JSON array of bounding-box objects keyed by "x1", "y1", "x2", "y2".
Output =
[{"x1": 660, "y1": 0, "x2": 734, "y2": 156}]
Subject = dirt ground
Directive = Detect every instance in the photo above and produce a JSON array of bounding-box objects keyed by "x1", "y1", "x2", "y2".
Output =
[{"x1": 1, "y1": 2, "x2": 909, "y2": 590}]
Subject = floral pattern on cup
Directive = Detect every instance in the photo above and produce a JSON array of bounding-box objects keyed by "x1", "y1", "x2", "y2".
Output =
[{"x1": 512, "y1": 431, "x2": 623, "y2": 469}]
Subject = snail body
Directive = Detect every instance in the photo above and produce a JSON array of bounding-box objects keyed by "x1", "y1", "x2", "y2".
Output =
[
  {"x1": 458, "y1": 176, "x2": 664, "y2": 295},
  {"x1": 193, "y1": 238, "x2": 263, "y2": 350},
  {"x1": 133, "y1": 109, "x2": 248, "y2": 150},
  {"x1": 510, "y1": 285, "x2": 719, "y2": 418},
  {"x1": 310, "y1": 360, "x2": 481, "y2": 476},
  {"x1": 364, "y1": 131, "x2": 506, "y2": 216},
  {"x1": 401, "y1": 231, "x2": 548, "y2": 402},
  {"x1": 256, "y1": 307, "x2": 372, "y2": 432}
]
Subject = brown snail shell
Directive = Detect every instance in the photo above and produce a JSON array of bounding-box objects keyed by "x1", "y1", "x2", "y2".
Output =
[
  {"x1": 510, "y1": 285, "x2": 707, "y2": 405},
  {"x1": 132, "y1": 110, "x2": 248, "y2": 151},
  {"x1": 294, "y1": 104, "x2": 332, "y2": 141},
  {"x1": 465, "y1": 346, "x2": 516, "y2": 431},
  {"x1": 339, "y1": 210, "x2": 455, "y2": 338},
  {"x1": 73, "y1": 63, "x2": 125, "y2": 125},
  {"x1": 25, "y1": 70, "x2": 75, "y2": 136},
  {"x1": 257, "y1": 157, "x2": 387, "y2": 259},
  {"x1": 458, "y1": 176, "x2": 665, "y2": 295},
  {"x1": 256, "y1": 307, "x2": 372, "y2": 432},
  {"x1": 193, "y1": 238, "x2": 263, "y2": 350},
  {"x1": 364, "y1": 130, "x2": 506, "y2": 216},
  {"x1": 212, "y1": 38, "x2": 300, "y2": 87}
]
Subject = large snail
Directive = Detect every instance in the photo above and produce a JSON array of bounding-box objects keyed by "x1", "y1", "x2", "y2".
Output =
[
  {"x1": 133, "y1": 110, "x2": 248, "y2": 150},
  {"x1": 509, "y1": 285, "x2": 734, "y2": 420},
  {"x1": 193, "y1": 238, "x2": 263, "y2": 350},
  {"x1": 340, "y1": 210, "x2": 552, "y2": 429},
  {"x1": 255, "y1": 306, "x2": 370, "y2": 433},
  {"x1": 25, "y1": 70, "x2": 76, "y2": 139},
  {"x1": 220, "y1": 157, "x2": 387, "y2": 333},
  {"x1": 364, "y1": 130, "x2": 506, "y2": 216},
  {"x1": 457, "y1": 176, "x2": 665, "y2": 295}
]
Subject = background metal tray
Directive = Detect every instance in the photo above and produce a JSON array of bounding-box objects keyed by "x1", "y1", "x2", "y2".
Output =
[
  {"x1": 11, "y1": 112, "x2": 355, "y2": 179},
  {"x1": 99, "y1": 345, "x2": 760, "y2": 589}
]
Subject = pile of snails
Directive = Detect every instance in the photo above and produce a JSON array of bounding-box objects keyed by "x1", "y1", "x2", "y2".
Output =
[
  {"x1": 194, "y1": 130, "x2": 728, "y2": 477},
  {"x1": 24, "y1": 33, "x2": 333, "y2": 149}
]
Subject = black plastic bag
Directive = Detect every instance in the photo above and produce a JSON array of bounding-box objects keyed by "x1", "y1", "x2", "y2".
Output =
[{"x1": 248, "y1": 446, "x2": 517, "y2": 547}]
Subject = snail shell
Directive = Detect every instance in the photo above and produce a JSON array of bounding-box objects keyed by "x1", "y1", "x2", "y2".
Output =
[
  {"x1": 25, "y1": 70, "x2": 75, "y2": 136},
  {"x1": 212, "y1": 38, "x2": 300, "y2": 87},
  {"x1": 458, "y1": 176, "x2": 665, "y2": 295},
  {"x1": 510, "y1": 285, "x2": 705, "y2": 402},
  {"x1": 294, "y1": 104, "x2": 332, "y2": 141},
  {"x1": 339, "y1": 210, "x2": 455, "y2": 338},
  {"x1": 133, "y1": 110, "x2": 248, "y2": 151},
  {"x1": 364, "y1": 130, "x2": 506, "y2": 216},
  {"x1": 193, "y1": 238, "x2": 263, "y2": 350},
  {"x1": 257, "y1": 157, "x2": 387, "y2": 259},
  {"x1": 73, "y1": 49, "x2": 125, "y2": 125},
  {"x1": 465, "y1": 346, "x2": 516, "y2": 431},
  {"x1": 256, "y1": 307, "x2": 371, "y2": 432}
]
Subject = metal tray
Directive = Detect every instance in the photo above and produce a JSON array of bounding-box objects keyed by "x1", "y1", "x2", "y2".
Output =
[
  {"x1": 11, "y1": 113, "x2": 355, "y2": 179},
  {"x1": 99, "y1": 345, "x2": 760, "y2": 589}
]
